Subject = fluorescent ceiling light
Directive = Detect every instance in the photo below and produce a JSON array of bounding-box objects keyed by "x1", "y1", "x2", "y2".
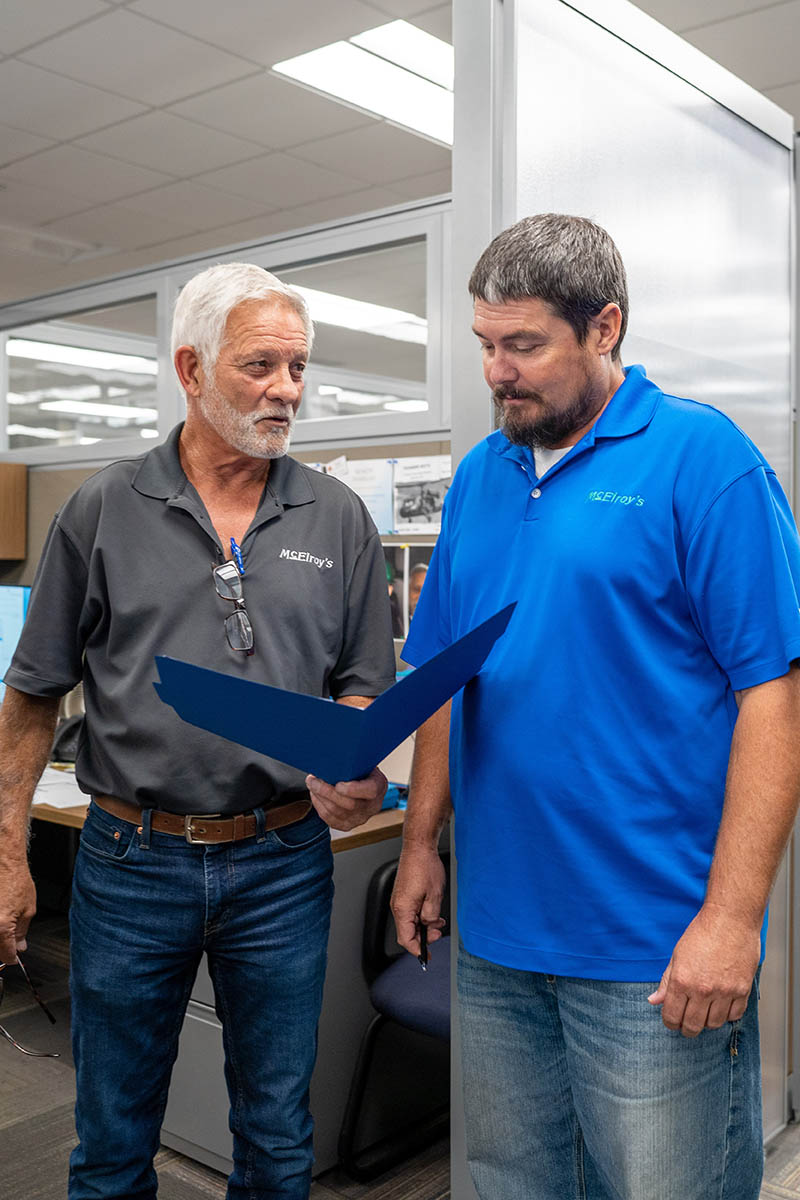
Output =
[
  {"x1": 7, "y1": 339, "x2": 157, "y2": 376},
  {"x1": 39, "y1": 400, "x2": 158, "y2": 420},
  {"x1": 273, "y1": 21, "x2": 453, "y2": 145},
  {"x1": 295, "y1": 285, "x2": 427, "y2": 345},
  {"x1": 383, "y1": 398, "x2": 428, "y2": 413},
  {"x1": 335, "y1": 390, "x2": 394, "y2": 407},
  {"x1": 7, "y1": 424, "x2": 64, "y2": 439},
  {"x1": 351, "y1": 21, "x2": 453, "y2": 90}
]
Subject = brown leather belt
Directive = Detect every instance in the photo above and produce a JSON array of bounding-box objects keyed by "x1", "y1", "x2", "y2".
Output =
[{"x1": 93, "y1": 794, "x2": 312, "y2": 845}]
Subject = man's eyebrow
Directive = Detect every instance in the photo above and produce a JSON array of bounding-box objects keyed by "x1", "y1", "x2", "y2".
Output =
[{"x1": 471, "y1": 327, "x2": 543, "y2": 341}]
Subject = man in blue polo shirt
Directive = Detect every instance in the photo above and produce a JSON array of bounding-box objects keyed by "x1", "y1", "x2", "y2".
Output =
[{"x1": 391, "y1": 214, "x2": 800, "y2": 1199}]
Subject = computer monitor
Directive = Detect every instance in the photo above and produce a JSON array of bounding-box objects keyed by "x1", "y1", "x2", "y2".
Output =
[{"x1": 0, "y1": 585, "x2": 31, "y2": 706}]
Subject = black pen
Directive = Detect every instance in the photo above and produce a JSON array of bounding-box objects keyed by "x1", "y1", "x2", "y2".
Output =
[{"x1": 418, "y1": 920, "x2": 428, "y2": 971}]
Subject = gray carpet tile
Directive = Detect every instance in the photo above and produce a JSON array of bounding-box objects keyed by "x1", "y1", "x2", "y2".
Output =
[
  {"x1": 0, "y1": 1101, "x2": 75, "y2": 1196},
  {"x1": 314, "y1": 1138, "x2": 449, "y2": 1200},
  {"x1": 0, "y1": 1043, "x2": 75, "y2": 1130}
]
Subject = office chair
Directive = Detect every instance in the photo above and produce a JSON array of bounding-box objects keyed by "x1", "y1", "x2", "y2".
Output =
[{"x1": 337, "y1": 853, "x2": 450, "y2": 1182}]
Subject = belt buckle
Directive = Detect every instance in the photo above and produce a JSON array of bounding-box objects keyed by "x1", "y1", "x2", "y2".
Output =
[{"x1": 184, "y1": 814, "x2": 220, "y2": 845}]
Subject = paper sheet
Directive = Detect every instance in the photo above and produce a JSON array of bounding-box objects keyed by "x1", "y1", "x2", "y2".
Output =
[{"x1": 33, "y1": 766, "x2": 86, "y2": 809}]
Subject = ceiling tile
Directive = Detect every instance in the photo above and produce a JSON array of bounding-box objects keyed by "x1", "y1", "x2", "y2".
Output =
[
  {"x1": 0, "y1": 251, "x2": 90, "y2": 305},
  {"x1": 0, "y1": 123, "x2": 55, "y2": 167},
  {"x1": 130, "y1": 0, "x2": 397, "y2": 66},
  {"x1": 20, "y1": 9, "x2": 256, "y2": 106},
  {"x1": 272, "y1": 186, "x2": 405, "y2": 230},
  {"x1": 194, "y1": 152, "x2": 360, "y2": 208},
  {"x1": 0, "y1": 59, "x2": 145, "y2": 139},
  {"x1": 1, "y1": 145, "x2": 173, "y2": 204},
  {"x1": 43, "y1": 202, "x2": 200, "y2": 252},
  {"x1": 75, "y1": 111, "x2": 265, "y2": 178},
  {"x1": 763, "y1": 80, "x2": 800, "y2": 126},
  {"x1": 389, "y1": 166, "x2": 451, "y2": 200},
  {"x1": 629, "y1": 1, "x2": 770, "y2": 35},
  {"x1": 117, "y1": 180, "x2": 278, "y2": 232},
  {"x1": 362, "y1": 0, "x2": 449, "y2": 21},
  {"x1": 0, "y1": 179, "x2": 94, "y2": 226},
  {"x1": 0, "y1": 0, "x2": 109, "y2": 55},
  {"x1": 169, "y1": 73, "x2": 376, "y2": 149},
  {"x1": 682, "y1": 2, "x2": 800, "y2": 91},
  {"x1": 292, "y1": 122, "x2": 450, "y2": 187},
  {"x1": 409, "y1": 3, "x2": 451, "y2": 42}
]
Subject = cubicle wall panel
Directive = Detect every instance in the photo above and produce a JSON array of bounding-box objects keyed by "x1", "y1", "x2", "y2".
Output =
[{"x1": 510, "y1": 0, "x2": 793, "y2": 490}]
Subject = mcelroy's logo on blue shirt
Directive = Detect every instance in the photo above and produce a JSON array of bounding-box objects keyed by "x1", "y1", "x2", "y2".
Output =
[{"x1": 586, "y1": 489, "x2": 645, "y2": 508}]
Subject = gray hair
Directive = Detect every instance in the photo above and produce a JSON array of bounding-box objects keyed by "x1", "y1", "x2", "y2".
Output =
[
  {"x1": 171, "y1": 261, "x2": 314, "y2": 371},
  {"x1": 469, "y1": 214, "x2": 628, "y2": 360}
]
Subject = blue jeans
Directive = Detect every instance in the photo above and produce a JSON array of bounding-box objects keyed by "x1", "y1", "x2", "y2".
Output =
[
  {"x1": 68, "y1": 800, "x2": 334, "y2": 1200},
  {"x1": 458, "y1": 942, "x2": 763, "y2": 1200}
]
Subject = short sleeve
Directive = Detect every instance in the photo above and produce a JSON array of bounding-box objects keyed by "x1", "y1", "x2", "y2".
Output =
[
  {"x1": 684, "y1": 466, "x2": 800, "y2": 690},
  {"x1": 4, "y1": 515, "x2": 90, "y2": 697},
  {"x1": 402, "y1": 502, "x2": 454, "y2": 667},
  {"x1": 329, "y1": 530, "x2": 395, "y2": 699}
]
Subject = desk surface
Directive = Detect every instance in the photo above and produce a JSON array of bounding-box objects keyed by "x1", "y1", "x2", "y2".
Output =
[{"x1": 32, "y1": 789, "x2": 405, "y2": 852}]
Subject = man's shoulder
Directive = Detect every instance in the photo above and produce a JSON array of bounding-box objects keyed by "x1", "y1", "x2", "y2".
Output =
[
  {"x1": 57, "y1": 449, "x2": 149, "y2": 524},
  {"x1": 650, "y1": 386, "x2": 770, "y2": 473}
]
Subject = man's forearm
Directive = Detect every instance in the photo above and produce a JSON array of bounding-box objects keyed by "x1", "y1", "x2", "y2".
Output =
[
  {"x1": 0, "y1": 688, "x2": 61, "y2": 858},
  {"x1": 404, "y1": 700, "x2": 453, "y2": 847},
  {"x1": 706, "y1": 665, "x2": 800, "y2": 923},
  {"x1": 391, "y1": 700, "x2": 452, "y2": 955},
  {"x1": 650, "y1": 665, "x2": 800, "y2": 1035}
]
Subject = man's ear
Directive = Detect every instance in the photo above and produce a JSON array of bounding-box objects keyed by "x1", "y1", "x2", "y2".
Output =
[
  {"x1": 174, "y1": 345, "x2": 204, "y2": 397},
  {"x1": 589, "y1": 304, "x2": 622, "y2": 357}
]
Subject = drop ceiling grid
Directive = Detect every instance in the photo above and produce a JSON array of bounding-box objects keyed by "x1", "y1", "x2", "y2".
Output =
[
  {"x1": 0, "y1": 0, "x2": 796, "y2": 308},
  {"x1": 0, "y1": 1, "x2": 452, "y2": 273}
]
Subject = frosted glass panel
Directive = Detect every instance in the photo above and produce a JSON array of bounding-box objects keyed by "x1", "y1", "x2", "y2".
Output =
[{"x1": 512, "y1": 2, "x2": 792, "y2": 486}]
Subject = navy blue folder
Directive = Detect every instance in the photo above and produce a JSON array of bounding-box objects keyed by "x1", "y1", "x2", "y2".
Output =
[{"x1": 154, "y1": 602, "x2": 515, "y2": 781}]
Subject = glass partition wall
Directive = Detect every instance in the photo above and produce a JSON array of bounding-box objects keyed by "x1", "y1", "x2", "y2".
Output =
[
  {"x1": 6, "y1": 297, "x2": 158, "y2": 451},
  {"x1": 0, "y1": 198, "x2": 450, "y2": 466}
]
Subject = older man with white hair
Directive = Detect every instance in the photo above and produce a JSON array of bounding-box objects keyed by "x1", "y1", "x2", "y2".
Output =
[{"x1": 0, "y1": 262, "x2": 395, "y2": 1200}]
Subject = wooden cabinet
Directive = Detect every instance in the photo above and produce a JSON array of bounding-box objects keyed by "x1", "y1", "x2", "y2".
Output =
[{"x1": 0, "y1": 463, "x2": 27, "y2": 559}]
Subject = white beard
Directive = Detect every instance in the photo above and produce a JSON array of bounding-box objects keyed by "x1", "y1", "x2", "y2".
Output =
[{"x1": 199, "y1": 382, "x2": 295, "y2": 460}]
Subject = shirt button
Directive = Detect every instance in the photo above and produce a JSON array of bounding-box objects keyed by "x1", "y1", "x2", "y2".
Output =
[{"x1": 531, "y1": 487, "x2": 542, "y2": 499}]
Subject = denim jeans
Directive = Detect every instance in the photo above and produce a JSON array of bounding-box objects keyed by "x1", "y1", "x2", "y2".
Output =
[
  {"x1": 68, "y1": 800, "x2": 334, "y2": 1200},
  {"x1": 458, "y1": 942, "x2": 763, "y2": 1200}
]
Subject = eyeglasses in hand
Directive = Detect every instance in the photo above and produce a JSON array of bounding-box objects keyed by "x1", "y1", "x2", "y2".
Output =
[
  {"x1": 212, "y1": 560, "x2": 255, "y2": 656},
  {"x1": 0, "y1": 956, "x2": 60, "y2": 1058}
]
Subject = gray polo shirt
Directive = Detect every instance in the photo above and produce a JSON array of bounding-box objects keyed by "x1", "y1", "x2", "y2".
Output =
[{"x1": 7, "y1": 424, "x2": 396, "y2": 815}]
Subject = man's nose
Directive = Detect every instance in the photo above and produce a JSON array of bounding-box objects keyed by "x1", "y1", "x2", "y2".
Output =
[
  {"x1": 264, "y1": 364, "x2": 302, "y2": 402},
  {"x1": 486, "y1": 351, "x2": 518, "y2": 387}
]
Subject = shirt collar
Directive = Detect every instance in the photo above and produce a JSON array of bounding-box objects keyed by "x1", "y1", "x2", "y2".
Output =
[
  {"x1": 132, "y1": 422, "x2": 316, "y2": 509},
  {"x1": 488, "y1": 364, "x2": 662, "y2": 461}
]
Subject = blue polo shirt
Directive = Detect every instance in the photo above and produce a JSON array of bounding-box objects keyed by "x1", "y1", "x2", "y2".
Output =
[{"x1": 403, "y1": 366, "x2": 800, "y2": 979}]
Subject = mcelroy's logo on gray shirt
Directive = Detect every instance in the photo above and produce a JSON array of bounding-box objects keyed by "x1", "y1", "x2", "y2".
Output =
[{"x1": 279, "y1": 547, "x2": 334, "y2": 569}]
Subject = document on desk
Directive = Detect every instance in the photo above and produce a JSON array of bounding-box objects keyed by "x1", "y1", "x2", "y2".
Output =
[
  {"x1": 33, "y1": 766, "x2": 85, "y2": 809},
  {"x1": 154, "y1": 601, "x2": 516, "y2": 782}
]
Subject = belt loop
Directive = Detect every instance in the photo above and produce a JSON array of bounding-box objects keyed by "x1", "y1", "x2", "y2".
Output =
[
  {"x1": 139, "y1": 807, "x2": 153, "y2": 850},
  {"x1": 254, "y1": 805, "x2": 267, "y2": 843}
]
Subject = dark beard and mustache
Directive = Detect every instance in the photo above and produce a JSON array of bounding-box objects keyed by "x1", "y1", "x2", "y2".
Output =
[{"x1": 493, "y1": 382, "x2": 607, "y2": 449}]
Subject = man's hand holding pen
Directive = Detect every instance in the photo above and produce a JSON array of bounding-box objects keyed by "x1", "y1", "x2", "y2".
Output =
[{"x1": 391, "y1": 842, "x2": 446, "y2": 964}]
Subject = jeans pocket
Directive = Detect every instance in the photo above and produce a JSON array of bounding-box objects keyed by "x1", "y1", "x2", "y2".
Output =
[
  {"x1": 79, "y1": 803, "x2": 139, "y2": 862},
  {"x1": 270, "y1": 806, "x2": 330, "y2": 849}
]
